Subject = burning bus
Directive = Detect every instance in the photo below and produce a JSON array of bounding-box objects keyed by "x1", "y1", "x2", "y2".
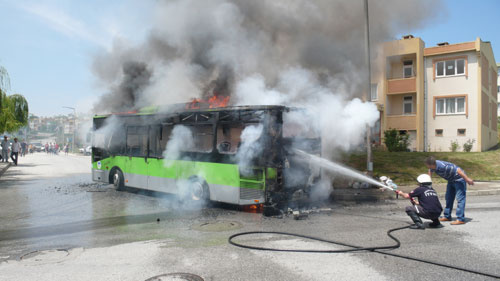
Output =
[{"x1": 91, "y1": 100, "x2": 321, "y2": 215}]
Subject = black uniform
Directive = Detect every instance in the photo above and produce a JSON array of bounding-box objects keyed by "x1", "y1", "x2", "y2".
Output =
[{"x1": 406, "y1": 185, "x2": 443, "y2": 220}]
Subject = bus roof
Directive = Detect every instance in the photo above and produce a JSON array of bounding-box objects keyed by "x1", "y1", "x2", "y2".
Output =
[{"x1": 93, "y1": 104, "x2": 294, "y2": 119}]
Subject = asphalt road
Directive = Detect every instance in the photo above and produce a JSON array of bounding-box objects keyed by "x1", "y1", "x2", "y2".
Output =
[{"x1": 0, "y1": 153, "x2": 499, "y2": 280}]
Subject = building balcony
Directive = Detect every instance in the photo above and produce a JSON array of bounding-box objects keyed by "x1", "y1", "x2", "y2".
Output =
[
  {"x1": 387, "y1": 77, "x2": 416, "y2": 94},
  {"x1": 386, "y1": 114, "x2": 417, "y2": 131}
]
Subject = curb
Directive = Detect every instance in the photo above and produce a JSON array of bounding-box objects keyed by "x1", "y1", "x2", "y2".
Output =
[
  {"x1": 332, "y1": 188, "x2": 500, "y2": 202},
  {"x1": 0, "y1": 163, "x2": 11, "y2": 177},
  {"x1": 438, "y1": 189, "x2": 500, "y2": 198}
]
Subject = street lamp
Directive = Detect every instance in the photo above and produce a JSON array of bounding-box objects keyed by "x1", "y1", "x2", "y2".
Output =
[
  {"x1": 62, "y1": 106, "x2": 76, "y2": 153},
  {"x1": 364, "y1": 0, "x2": 373, "y2": 175}
]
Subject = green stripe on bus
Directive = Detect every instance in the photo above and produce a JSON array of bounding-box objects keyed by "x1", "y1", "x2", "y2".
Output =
[{"x1": 94, "y1": 156, "x2": 264, "y2": 189}]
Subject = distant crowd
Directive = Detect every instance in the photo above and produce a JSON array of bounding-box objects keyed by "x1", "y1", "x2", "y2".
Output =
[
  {"x1": 40, "y1": 142, "x2": 70, "y2": 155},
  {"x1": 0, "y1": 135, "x2": 71, "y2": 166}
]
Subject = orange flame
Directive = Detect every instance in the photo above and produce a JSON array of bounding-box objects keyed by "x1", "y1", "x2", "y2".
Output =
[
  {"x1": 207, "y1": 95, "x2": 230, "y2": 108},
  {"x1": 242, "y1": 204, "x2": 263, "y2": 213},
  {"x1": 186, "y1": 95, "x2": 230, "y2": 109}
]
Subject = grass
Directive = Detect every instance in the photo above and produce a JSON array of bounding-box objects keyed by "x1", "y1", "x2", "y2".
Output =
[{"x1": 345, "y1": 143, "x2": 500, "y2": 185}]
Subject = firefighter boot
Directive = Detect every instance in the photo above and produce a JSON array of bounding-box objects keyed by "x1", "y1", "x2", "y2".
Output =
[
  {"x1": 406, "y1": 210, "x2": 425, "y2": 230},
  {"x1": 429, "y1": 219, "x2": 442, "y2": 228}
]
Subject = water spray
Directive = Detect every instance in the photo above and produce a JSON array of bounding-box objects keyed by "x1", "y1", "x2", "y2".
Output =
[
  {"x1": 379, "y1": 175, "x2": 399, "y2": 198},
  {"x1": 292, "y1": 149, "x2": 387, "y2": 189},
  {"x1": 292, "y1": 149, "x2": 404, "y2": 200}
]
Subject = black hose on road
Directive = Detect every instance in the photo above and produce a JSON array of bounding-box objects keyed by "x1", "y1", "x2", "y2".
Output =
[
  {"x1": 229, "y1": 225, "x2": 408, "y2": 253},
  {"x1": 228, "y1": 226, "x2": 500, "y2": 279}
]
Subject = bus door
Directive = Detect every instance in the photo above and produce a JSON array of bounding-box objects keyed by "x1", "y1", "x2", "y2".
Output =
[
  {"x1": 124, "y1": 126, "x2": 149, "y2": 188},
  {"x1": 147, "y1": 124, "x2": 177, "y2": 193}
]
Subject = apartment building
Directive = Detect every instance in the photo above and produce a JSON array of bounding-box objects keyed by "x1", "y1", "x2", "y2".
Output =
[{"x1": 373, "y1": 36, "x2": 498, "y2": 152}]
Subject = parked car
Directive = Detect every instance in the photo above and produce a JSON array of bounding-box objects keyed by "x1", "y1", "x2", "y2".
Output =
[
  {"x1": 85, "y1": 146, "x2": 91, "y2": 156},
  {"x1": 80, "y1": 146, "x2": 91, "y2": 156},
  {"x1": 31, "y1": 142, "x2": 43, "y2": 152}
]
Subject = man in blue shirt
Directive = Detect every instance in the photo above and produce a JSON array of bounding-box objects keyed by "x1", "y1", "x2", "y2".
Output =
[{"x1": 425, "y1": 156, "x2": 474, "y2": 225}]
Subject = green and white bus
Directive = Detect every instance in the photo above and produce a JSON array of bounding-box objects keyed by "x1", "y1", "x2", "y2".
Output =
[{"x1": 91, "y1": 104, "x2": 321, "y2": 213}]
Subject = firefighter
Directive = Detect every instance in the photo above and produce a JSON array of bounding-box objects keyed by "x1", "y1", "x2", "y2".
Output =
[{"x1": 396, "y1": 174, "x2": 443, "y2": 230}]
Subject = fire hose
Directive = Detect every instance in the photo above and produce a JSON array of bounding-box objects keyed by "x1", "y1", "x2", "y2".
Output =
[
  {"x1": 228, "y1": 179, "x2": 500, "y2": 279},
  {"x1": 228, "y1": 226, "x2": 500, "y2": 279}
]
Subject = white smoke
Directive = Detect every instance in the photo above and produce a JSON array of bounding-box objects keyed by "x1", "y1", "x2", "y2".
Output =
[
  {"x1": 163, "y1": 125, "x2": 194, "y2": 163},
  {"x1": 235, "y1": 124, "x2": 264, "y2": 176},
  {"x1": 92, "y1": 115, "x2": 124, "y2": 150},
  {"x1": 142, "y1": 60, "x2": 206, "y2": 108},
  {"x1": 234, "y1": 67, "x2": 379, "y2": 155}
]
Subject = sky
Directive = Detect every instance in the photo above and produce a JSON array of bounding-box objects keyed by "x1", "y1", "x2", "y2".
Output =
[{"x1": 0, "y1": 0, "x2": 499, "y2": 117}]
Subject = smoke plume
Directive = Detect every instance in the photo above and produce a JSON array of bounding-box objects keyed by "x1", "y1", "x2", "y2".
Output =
[
  {"x1": 235, "y1": 124, "x2": 264, "y2": 176},
  {"x1": 163, "y1": 125, "x2": 194, "y2": 162},
  {"x1": 92, "y1": 0, "x2": 442, "y2": 153}
]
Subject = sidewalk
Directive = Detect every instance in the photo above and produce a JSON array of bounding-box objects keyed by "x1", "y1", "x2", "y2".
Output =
[
  {"x1": 0, "y1": 161, "x2": 11, "y2": 177},
  {"x1": 332, "y1": 180, "x2": 500, "y2": 202},
  {"x1": 399, "y1": 180, "x2": 500, "y2": 198}
]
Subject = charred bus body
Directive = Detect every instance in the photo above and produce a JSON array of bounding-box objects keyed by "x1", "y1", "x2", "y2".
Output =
[{"x1": 91, "y1": 105, "x2": 321, "y2": 215}]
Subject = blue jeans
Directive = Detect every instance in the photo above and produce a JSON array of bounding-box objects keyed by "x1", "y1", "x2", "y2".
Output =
[{"x1": 443, "y1": 180, "x2": 467, "y2": 221}]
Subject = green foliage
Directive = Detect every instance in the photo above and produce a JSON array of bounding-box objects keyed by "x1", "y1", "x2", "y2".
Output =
[
  {"x1": 345, "y1": 147, "x2": 500, "y2": 185},
  {"x1": 9, "y1": 94, "x2": 29, "y2": 125},
  {"x1": 463, "y1": 139, "x2": 475, "y2": 152},
  {"x1": 449, "y1": 140, "x2": 459, "y2": 152},
  {"x1": 383, "y1": 128, "x2": 409, "y2": 152},
  {"x1": 0, "y1": 67, "x2": 29, "y2": 133}
]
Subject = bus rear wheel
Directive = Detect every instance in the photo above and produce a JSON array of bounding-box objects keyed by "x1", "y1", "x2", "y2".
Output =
[{"x1": 112, "y1": 169, "x2": 125, "y2": 191}]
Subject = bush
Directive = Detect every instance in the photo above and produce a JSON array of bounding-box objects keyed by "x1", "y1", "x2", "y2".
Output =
[
  {"x1": 463, "y1": 139, "x2": 475, "y2": 152},
  {"x1": 383, "y1": 129, "x2": 409, "y2": 152},
  {"x1": 450, "y1": 140, "x2": 459, "y2": 152}
]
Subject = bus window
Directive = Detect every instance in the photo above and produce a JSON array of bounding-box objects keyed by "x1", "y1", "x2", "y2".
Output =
[
  {"x1": 159, "y1": 125, "x2": 173, "y2": 154},
  {"x1": 109, "y1": 128, "x2": 126, "y2": 154},
  {"x1": 216, "y1": 124, "x2": 244, "y2": 154},
  {"x1": 126, "y1": 126, "x2": 148, "y2": 157},
  {"x1": 148, "y1": 126, "x2": 162, "y2": 158},
  {"x1": 184, "y1": 125, "x2": 213, "y2": 153}
]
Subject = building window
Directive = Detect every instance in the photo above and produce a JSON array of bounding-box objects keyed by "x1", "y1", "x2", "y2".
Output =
[
  {"x1": 457, "y1": 129, "x2": 466, "y2": 136},
  {"x1": 436, "y1": 97, "x2": 466, "y2": 115},
  {"x1": 435, "y1": 129, "x2": 443, "y2": 137},
  {"x1": 403, "y1": 96, "x2": 413, "y2": 115},
  {"x1": 497, "y1": 85, "x2": 500, "y2": 93},
  {"x1": 403, "y1": 60, "x2": 413, "y2": 78},
  {"x1": 370, "y1": 83, "x2": 378, "y2": 101},
  {"x1": 436, "y1": 58, "x2": 466, "y2": 77}
]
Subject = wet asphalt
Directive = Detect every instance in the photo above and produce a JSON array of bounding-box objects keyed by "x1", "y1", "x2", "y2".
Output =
[{"x1": 0, "y1": 153, "x2": 499, "y2": 280}]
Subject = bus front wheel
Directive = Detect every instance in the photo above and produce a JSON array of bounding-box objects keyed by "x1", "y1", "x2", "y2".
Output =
[
  {"x1": 112, "y1": 169, "x2": 125, "y2": 191},
  {"x1": 182, "y1": 177, "x2": 209, "y2": 203}
]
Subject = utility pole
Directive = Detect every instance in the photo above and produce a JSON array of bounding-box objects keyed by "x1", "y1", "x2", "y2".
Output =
[
  {"x1": 63, "y1": 106, "x2": 76, "y2": 153},
  {"x1": 364, "y1": 0, "x2": 373, "y2": 175}
]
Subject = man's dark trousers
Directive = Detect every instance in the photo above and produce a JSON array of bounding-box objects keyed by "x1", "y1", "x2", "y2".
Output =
[{"x1": 10, "y1": 152, "x2": 18, "y2": 165}]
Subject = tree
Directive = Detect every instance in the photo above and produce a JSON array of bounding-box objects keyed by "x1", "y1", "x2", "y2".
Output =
[
  {"x1": 383, "y1": 128, "x2": 409, "y2": 152},
  {"x1": 0, "y1": 66, "x2": 29, "y2": 133}
]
